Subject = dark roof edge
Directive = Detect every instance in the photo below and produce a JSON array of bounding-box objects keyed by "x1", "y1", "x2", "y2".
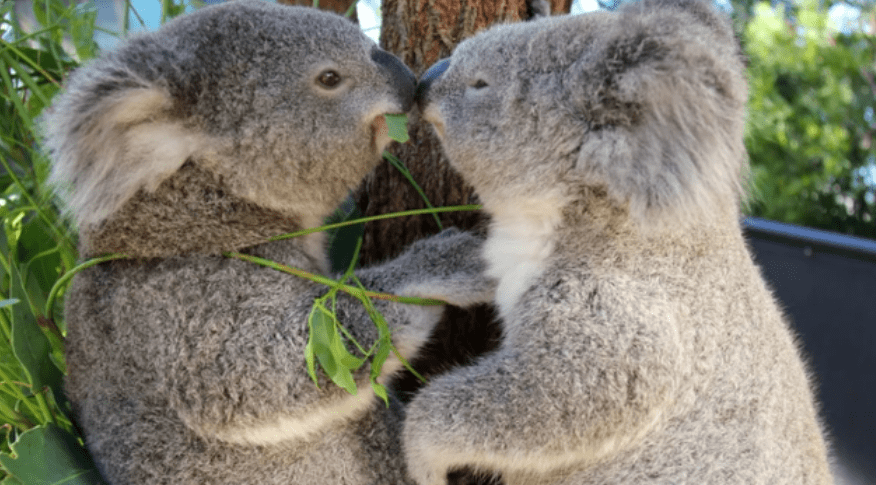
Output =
[{"x1": 743, "y1": 217, "x2": 876, "y2": 263}]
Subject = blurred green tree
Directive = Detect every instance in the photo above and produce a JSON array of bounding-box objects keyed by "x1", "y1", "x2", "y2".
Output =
[{"x1": 743, "y1": 0, "x2": 876, "y2": 238}]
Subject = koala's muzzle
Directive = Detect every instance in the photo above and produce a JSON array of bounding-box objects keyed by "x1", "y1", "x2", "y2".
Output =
[
  {"x1": 416, "y1": 58, "x2": 450, "y2": 111},
  {"x1": 372, "y1": 48, "x2": 417, "y2": 112}
]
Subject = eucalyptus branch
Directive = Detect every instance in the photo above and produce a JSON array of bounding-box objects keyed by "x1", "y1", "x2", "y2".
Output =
[
  {"x1": 223, "y1": 252, "x2": 446, "y2": 306},
  {"x1": 44, "y1": 254, "x2": 128, "y2": 319},
  {"x1": 46, "y1": 205, "x2": 481, "y2": 317},
  {"x1": 268, "y1": 205, "x2": 481, "y2": 241},
  {"x1": 384, "y1": 151, "x2": 444, "y2": 229}
]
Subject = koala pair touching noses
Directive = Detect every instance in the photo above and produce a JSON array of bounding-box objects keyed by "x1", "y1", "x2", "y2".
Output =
[
  {"x1": 45, "y1": 1, "x2": 492, "y2": 483},
  {"x1": 409, "y1": 0, "x2": 833, "y2": 484},
  {"x1": 45, "y1": 0, "x2": 833, "y2": 484}
]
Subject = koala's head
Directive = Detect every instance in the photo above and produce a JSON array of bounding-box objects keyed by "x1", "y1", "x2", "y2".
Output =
[
  {"x1": 417, "y1": 0, "x2": 747, "y2": 225},
  {"x1": 45, "y1": 0, "x2": 415, "y2": 240}
]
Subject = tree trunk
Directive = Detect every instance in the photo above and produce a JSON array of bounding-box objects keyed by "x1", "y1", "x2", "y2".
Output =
[{"x1": 277, "y1": 0, "x2": 358, "y2": 21}]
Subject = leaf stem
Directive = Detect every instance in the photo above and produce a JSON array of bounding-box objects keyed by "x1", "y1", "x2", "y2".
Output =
[
  {"x1": 44, "y1": 254, "x2": 128, "y2": 319},
  {"x1": 223, "y1": 252, "x2": 446, "y2": 306},
  {"x1": 268, "y1": 205, "x2": 480, "y2": 241},
  {"x1": 383, "y1": 151, "x2": 444, "y2": 229}
]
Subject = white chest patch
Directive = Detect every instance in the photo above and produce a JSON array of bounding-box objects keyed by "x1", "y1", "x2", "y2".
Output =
[{"x1": 483, "y1": 197, "x2": 565, "y2": 319}]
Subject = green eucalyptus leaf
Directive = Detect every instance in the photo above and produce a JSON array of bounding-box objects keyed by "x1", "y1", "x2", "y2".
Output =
[
  {"x1": 0, "y1": 424, "x2": 106, "y2": 485},
  {"x1": 369, "y1": 339, "x2": 391, "y2": 382},
  {"x1": 15, "y1": 46, "x2": 77, "y2": 79},
  {"x1": 384, "y1": 114, "x2": 409, "y2": 143},
  {"x1": 9, "y1": 264, "x2": 63, "y2": 399},
  {"x1": 306, "y1": 300, "x2": 366, "y2": 395},
  {"x1": 308, "y1": 306, "x2": 339, "y2": 378},
  {"x1": 328, "y1": 330, "x2": 364, "y2": 370},
  {"x1": 328, "y1": 365, "x2": 358, "y2": 395},
  {"x1": 304, "y1": 309, "x2": 319, "y2": 387},
  {"x1": 369, "y1": 343, "x2": 391, "y2": 406},
  {"x1": 371, "y1": 379, "x2": 388, "y2": 405},
  {"x1": 322, "y1": 319, "x2": 361, "y2": 395},
  {"x1": 4, "y1": 213, "x2": 25, "y2": 257}
]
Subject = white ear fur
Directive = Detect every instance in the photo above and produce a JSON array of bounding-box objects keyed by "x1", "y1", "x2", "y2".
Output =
[{"x1": 48, "y1": 88, "x2": 205, "y2": 229}]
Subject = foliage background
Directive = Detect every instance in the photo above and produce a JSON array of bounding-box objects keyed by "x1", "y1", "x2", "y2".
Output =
[
  {"x1": 0, "y1": 1, "x2": 101, "y2": 482},
  {"x1": 742, "y1": 0, "x2": 876, "y2": 239},
  {"x1": 0, "y1": 0, "x2": 872, "y2": 482}
]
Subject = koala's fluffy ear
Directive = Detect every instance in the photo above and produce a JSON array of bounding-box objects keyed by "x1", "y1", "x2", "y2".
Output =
[
  {"x1": 43, "y1": 63, "x2": 205, "y2": 230},
  {"x1": 569, "y1": 0, "x2": 748, "y2": 226}
]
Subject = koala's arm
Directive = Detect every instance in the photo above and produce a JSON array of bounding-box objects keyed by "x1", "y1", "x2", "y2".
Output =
[
  {"x1": 401, "y1": 276, "x2": 683, "y2": 484},
  {"x1": 350, "y1": 227, "x2": 496, "y2": 358},
  {"x1": 353, "y1": 227, "x2": 495, "y2": 306},
  {"x1": 92, "y1": 230, "x2": 492, "y2": 447}
]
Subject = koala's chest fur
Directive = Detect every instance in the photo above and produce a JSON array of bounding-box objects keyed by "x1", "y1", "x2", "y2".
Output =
[{"x1": 483, "y1": 197, "x2": 566, "y2": 318}]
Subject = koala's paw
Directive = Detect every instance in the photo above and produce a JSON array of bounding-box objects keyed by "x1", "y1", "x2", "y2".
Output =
[{"x1": 395, "y1": 228, "x2": 496, "y2": 307}]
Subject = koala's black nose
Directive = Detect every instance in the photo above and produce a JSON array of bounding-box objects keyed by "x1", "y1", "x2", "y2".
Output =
[
  {"x1": 372, "y1": 48, "x2": 417, "y2": 112},
  {"x1": 416, "y1": 58, "x2": 450, "y2": 111}
]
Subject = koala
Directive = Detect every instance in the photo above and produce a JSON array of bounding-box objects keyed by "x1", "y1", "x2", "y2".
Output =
[
  {"x1": 407, "y1": 0, "x2": 834, "y2": 484},
  {"x1": 42, "y1": 1, "x2": 493, "y2": 483}
]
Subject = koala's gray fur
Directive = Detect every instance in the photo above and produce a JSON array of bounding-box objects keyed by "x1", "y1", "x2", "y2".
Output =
[
  {"x1": 409, "y1": 0, "x2": 834, "y2": 484},
  {"x1": 42, "y1": 1, "x2": 493, "y2": 483}
]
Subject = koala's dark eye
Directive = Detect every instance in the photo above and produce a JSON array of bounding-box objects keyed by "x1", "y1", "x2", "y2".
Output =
[
  {"x1": 317, "y1": 70, "x2": 343, "y2": 88},
  {"x1": 472, "y1": 79, "x2": 489, "y2": 89}
]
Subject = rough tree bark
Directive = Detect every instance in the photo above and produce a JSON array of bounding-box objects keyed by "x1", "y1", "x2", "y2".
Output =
[{"x1": 278, "y1": 0, "x2": 359, "y2": 21}]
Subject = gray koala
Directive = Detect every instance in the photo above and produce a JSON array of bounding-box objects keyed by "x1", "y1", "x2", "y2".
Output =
[
  {"x1": 42, "y1": 1, "x2": 493, "y2": 483},
  {"x1": 408, "y1": 0, "x2": 834, "y2": 484}
]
